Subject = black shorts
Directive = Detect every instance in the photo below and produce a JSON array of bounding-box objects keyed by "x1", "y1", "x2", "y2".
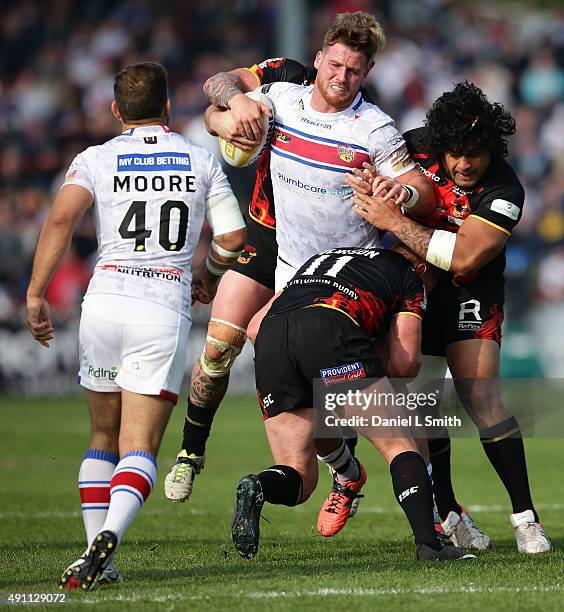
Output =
[
  {"x1": 230, "y1": 212, "x2": 277, "y2": 290},
  {"x1": 254, "y1": 308, "x2": 385, "y2": 419},
  {"x1": 422, "y1": 273, "x2": 505, "y2": 357}
]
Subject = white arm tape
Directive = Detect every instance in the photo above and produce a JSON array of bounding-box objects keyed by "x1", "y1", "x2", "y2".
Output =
[
  {"x1": 211, "y1": 240, "x2": 243, "y2": 259},
  {"x1": 206, "y1": 256, "x2": 227, "y2": 277},
  {"x1": 402, "y1": 185, "x2": 420, "y2": 209},
  {"x1": 426, "y1": 229, "x2": 457, "y2": 271},
  {"x1": 205, "y1": 191, "x2": 246, "y2": 236}
]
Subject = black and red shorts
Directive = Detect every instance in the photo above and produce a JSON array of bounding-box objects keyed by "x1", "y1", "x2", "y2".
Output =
[
  {"x1": 422, "y1": 273, "x2": 505, "y2": 357},
  {"x1": 230, "y1": 212, "x2": 277, "y2": 290},
  {"x1": 254, "y1": 308, "x2": 384, "y2": 419}
]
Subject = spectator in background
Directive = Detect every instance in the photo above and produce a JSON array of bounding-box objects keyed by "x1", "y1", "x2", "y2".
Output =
[{"x1": 0, "y1": 0, "x2": 563, "y2": 382}]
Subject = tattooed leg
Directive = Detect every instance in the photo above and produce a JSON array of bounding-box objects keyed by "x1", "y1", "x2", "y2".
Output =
[
  {"x1": 181, "y1": 317, "x2": 246, "y2": 455},
  {"x1": 190, "y1": 358, "x2": 230, "y2": 414},
  {"x1": 181, "y1": 359, "x2": 231, "y2": 457}
]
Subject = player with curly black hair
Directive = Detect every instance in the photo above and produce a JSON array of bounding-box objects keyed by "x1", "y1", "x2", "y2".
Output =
[
  {"x1": 350, "y1": 81, "x2": 552, "y2": 554},
  {"x1": 423, "y1": 80, "x2": 516, "y2": 160}
]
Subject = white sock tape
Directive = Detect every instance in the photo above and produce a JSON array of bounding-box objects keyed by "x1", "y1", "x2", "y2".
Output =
[
  {"x1": 205, "y1": 256, "x2": 227, "y2": 276},
  {"x1": 211, "y1": 241, "x2": 244, "y2": 259}
]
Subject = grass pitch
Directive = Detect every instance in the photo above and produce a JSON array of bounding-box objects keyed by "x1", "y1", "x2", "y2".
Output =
[{"x1": 0, "y1": 394, "x2": 562, "y2": 611}]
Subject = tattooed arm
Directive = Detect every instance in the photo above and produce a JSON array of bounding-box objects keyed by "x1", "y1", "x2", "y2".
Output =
[
  {"x1": 203, "y1": 68, "x2": 270, "y2": 142},
  {"x1": 203, "y1": 70, "x2": 252, "y2": 108}
]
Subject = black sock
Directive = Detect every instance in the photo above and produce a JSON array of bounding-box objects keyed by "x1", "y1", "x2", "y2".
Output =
[
  {"x1": 181, "y1": 398, "x2": 219, "y2": 456},
  {"x1": 343, "y1": 427, "x2": 358, "y2": 456},
  {"x1": 428, "y1": 430, "x2": 463, "y2": 520},
  {"x1": 480, "y1": 417, "x2": 538, "y2": 521},
  {"x1": 390, "y1": 451, "x2": 439, "y2": 548},
  {"x1": 257, "y1": 465, "x2": 303, "y2": 506}
]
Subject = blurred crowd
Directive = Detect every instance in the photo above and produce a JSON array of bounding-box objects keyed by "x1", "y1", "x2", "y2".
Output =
[{"x1": 1, "y1": 0, "x2": 563, "y2": 369}]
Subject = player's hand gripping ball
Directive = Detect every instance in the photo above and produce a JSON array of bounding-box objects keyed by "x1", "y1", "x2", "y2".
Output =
[{"x1": 219, "y1": 91, "x2": 274, "y2": 167}]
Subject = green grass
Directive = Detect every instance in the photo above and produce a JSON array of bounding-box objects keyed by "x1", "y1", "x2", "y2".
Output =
[{"x1": 0, "y1": 394, "x2": 562, "y2": 611}]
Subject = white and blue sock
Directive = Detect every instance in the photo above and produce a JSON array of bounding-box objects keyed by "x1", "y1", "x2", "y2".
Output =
[
  {"x1": 79, "y1": 449, "x2": 119, "y2": 548},
  {"x1": 102, "y1": 450, "x2": 157, "y2": 543}
]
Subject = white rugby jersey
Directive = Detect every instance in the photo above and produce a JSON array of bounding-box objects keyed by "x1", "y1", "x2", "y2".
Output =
[
  {"x1": 260, "y1": 82, "x2": 415, "y2": 269},
  {"x1": 63, "y1": 124, "x2": 232, "y2": 315}
]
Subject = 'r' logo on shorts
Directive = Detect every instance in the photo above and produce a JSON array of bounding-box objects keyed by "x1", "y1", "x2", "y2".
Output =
[{"x1": 459, "y1": 299, "x2": 481, "y2": 321}]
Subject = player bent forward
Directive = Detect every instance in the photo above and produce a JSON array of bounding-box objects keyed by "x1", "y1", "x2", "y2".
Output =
[
  {"x1": 231, "y1": 245, "x2": 474, "y2": 561},
  {"x1": 26, "y1": 62, "x2": 246, "y2": 590}
]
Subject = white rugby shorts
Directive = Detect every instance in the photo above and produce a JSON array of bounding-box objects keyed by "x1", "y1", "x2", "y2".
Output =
[{"x1": 78, "y1": 294, "x2": 190, "y2": 402}]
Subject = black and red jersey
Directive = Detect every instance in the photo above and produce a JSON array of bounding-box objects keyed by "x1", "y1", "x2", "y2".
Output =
[
  {"x1": 267, "y1": 247, "x2": 425, "y2": 339},
  {"x1": 404, "y1": 127, "x2": 525, "y2": 282},
  {"x1": 245, "y1": 58, "x2": 317, "y2": 228}
]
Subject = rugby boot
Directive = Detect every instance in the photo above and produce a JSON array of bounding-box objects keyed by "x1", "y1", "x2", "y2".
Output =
[
  {"x1": 231, "y1": 475, "x2": 264, "y2": 559},
  {"x1": 326, "y1": 464, "x2": 363, "y2": 518},
  {"x1": 58, "y1": 530, "x2": 118, "y2": 591},
  {"x1": 416, "y1": 540, "x2": 477, "y2": 561},
  {"x1": 96, "y1": 564, "x2": 124, "y2": 586},
  {"x1": 164, "y1": 450, "x2": 205, "y2": 502},
  {"x1": 511, "y1": 509, "x2": 552, "y2": 554},
  {"x1": 433, "y1": 504, "x2": 449, "y2": 539},
  {"x1": 58, "y1": 555, "x2": 87, "y2": 592},
  {"x1": 441, "y1": 508, "x2": 491, "y2": 550},
  {"x1": 317, "y1": 461, "x2": 367, "y2": 537}
]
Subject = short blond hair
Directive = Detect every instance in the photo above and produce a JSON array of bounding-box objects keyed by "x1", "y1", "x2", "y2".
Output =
[{"x1": 323, "y1": 12, "x2": 385, "y2": 64}]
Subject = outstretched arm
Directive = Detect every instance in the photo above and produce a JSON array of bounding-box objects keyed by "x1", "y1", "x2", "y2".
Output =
[{"x1": 352, "y1": 192, "x2": 508, "y2": 276}]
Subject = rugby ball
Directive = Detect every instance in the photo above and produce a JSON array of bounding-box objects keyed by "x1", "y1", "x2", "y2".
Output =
[{"x1": 219, "y1": 90, "x2": 274, "y2": 168}]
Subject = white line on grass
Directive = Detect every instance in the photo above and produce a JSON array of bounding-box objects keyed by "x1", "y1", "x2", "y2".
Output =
[
  {"x1": 247, "y1": 584, "x2": 564, "y2": 599},
  {"x1": 78, "y1": 593, "x2": 190, "y2": 604}
]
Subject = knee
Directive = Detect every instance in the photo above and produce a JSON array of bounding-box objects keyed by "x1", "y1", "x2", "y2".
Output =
[
  {"x1": 199, "y1": 319, "x2": 246, "y2": 378},
  {"x1": 388, "y1": 354, "x2": 422, "y2": 379},
  {"x1": 469, "y1": 403, "x2": 512, "y2": 430},
  {"x1": 89, "y1": 429, "x2": 119, "y2": 456},
  {"x1": 460, "y1": 392, "x2": 509, "y2": 429}
]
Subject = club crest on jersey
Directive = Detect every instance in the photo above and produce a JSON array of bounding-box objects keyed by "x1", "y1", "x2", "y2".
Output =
[
  {"x1": 297, "y1": 99, "x2": 305, "y2": 111},
  {"x1": 451, "y1": 198, "x2": 471, "y2": 218},
  {"x1": 237, "y1": 246, "x2": 257, "y2": 265},
  {"x1": 64, "y1": 169, "x2": 77, "y2": 182},
  {"x1": 320, "y1": 362, "x2": 366, "y2": 387},
  {"x1": 274, "y1": 130, "x2": 291, "y2": 143},
  {"x1": 337, "y1": 145, "x2": 355, "y2": 163}
]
